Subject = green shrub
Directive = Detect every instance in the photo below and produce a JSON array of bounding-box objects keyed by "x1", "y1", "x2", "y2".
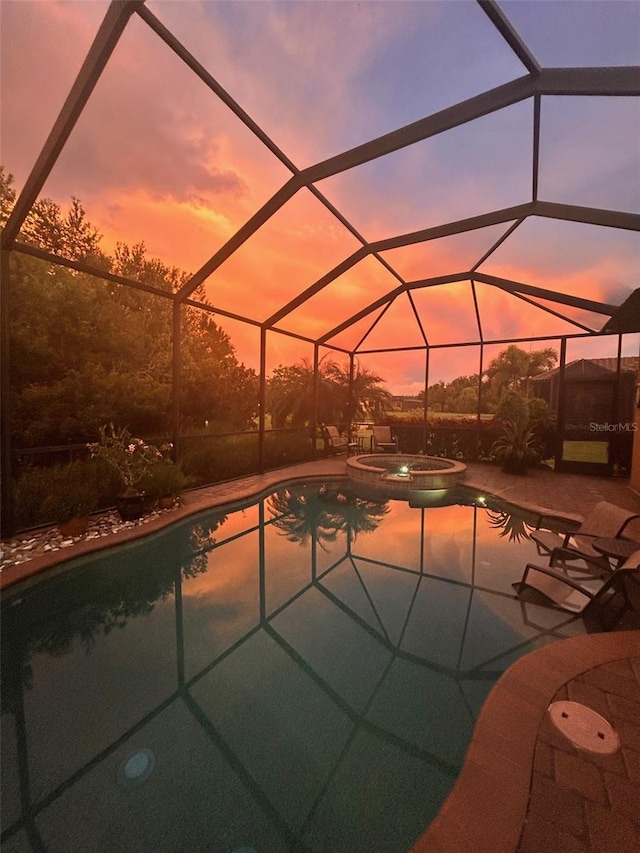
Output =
[
  {"x1": 180, "y1": 432, "x2": 260, "y2": 486},
  {"x1": 491, "y1": 418, "x2": 541, "y2": 474},
  {"x1": 263, "y1": 429, "x2": 314, "y2": 467},
  {"x1": 527, "y1": 396, "x2": 554, "y2": 427},
  {"x1": 41, "y1": 472, "x2": 98, "y2": 523},
  {"x1": 389, "y1": 420, "x2": 498, "y2": 461},
  {"x1": 495, "y1": 391, "x2": 528, "y2": 425},
  {"x1": 142, "y1": 460, "x2": 192, "y2": 500},
  {"x1": 179, "y1": 429, "x2": 315, "y2": 488},
  {"x1": 12, "y1": 459, "x2": 114, "y2": 530},
  {"x1": 13, "y1": 466, "x2": 60, "y2": 530}
]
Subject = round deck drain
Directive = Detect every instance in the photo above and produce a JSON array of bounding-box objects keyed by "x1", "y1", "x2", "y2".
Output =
[{"x1": 548, "y1": 701, "x2": 620, "y2": 754}]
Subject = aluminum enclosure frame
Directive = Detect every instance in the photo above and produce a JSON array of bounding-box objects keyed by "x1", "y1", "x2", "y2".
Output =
[{"x1": 1, "y1": 0, "x2": 639, "y2": 535}]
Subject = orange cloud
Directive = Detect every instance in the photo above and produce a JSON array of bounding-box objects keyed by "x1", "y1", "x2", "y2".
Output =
[{"x1": 3, "y1": 1, "x2": 637, "y2": 397}]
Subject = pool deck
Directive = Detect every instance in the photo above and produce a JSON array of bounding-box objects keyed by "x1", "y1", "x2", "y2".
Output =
[{"x1": 2, "y1": 458, "x2": 640, "y2": 852}]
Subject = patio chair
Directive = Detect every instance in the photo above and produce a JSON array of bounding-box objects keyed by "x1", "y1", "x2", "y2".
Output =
[
  {"x1": 323, "y1": 425, "x2": 349, "y2": 453},
  {"x1": 372, "y1": 426, "x2": 398, "y2": 453},
  {"x1": 530, "y1": 501, "x2": 640, "y2": 574},
  {"x1": 513, "y1": 550, "x2": 640, "y2": 621}
]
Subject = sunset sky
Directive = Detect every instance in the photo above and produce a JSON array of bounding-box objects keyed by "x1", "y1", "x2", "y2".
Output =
[{"x1": 1, "y1": 0, "x2": 639, "y2": 392}]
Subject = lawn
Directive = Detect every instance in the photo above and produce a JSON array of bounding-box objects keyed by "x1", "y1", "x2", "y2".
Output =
[{"x1": 389, "y1": 410, "x2": 494, "y2": 422}]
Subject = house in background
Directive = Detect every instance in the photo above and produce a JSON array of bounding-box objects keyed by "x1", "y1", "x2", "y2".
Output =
[
  {"x1": 531, "y1": 358, "x2": 638, "y2": 476},
  {"x1": 390, "y1": 396, "x2": 424, "y2": 413},
  {"x1": 530, "y1": 358, "x2": 637, "y2": 423}
]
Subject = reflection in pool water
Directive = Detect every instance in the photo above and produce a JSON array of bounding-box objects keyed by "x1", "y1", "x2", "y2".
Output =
[{"x1": 1, "y1": 480, "x2": 589, "y2": 853}]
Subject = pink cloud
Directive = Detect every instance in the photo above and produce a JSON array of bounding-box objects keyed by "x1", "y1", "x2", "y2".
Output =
[{"x1": 1, "y1": 1, "x2": 108, "y2": 191}]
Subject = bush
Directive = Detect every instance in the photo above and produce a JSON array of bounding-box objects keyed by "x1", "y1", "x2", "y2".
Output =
[
  {"x1": 13, "y1": 465, "x2": 60, "y2": 530},
  {"x1": 179, "y1": 429, "x2": 317, "y2": 488},
  {"x1": 41, "y1": 478, "x2": 98, "y2": 524},
  {"x1": 12, "y1": 458, "x2": 118, "y2": 530},
  {"x1": 263, "y1": 429, "x2": 314, "y2": 467},
  {"x1": 495, "y1": 391, "x2": 528, "y2": 425},
  {"x1": 180, "y1": 432, "x2": 260, "y2": 487},
  {"x1": 142, "y1": 460, "x2": 192, "y2": 501},
  {"x1": 491, "y1": 418, "x2": 541, "y2": 474},
  {"x1": 386, "y1": 418, "x2": 499, "y2": 461},
  {"x1": 528, "y1": 396, "x2": 554, "y2": 427}
]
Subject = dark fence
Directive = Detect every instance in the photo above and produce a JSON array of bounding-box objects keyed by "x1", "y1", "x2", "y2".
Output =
[
  {"x1": 9, "y1": 427, "x2": 322, "y2": 532},
  {"x1": 179, "y1": 427, "x2": 317, "y2": 487},
  {"x1": 390, "y1": 421, "x2": 497, "y2": 461},
  {"x1": 10, "y1": 418, "x2": 619, "y2": 534}
]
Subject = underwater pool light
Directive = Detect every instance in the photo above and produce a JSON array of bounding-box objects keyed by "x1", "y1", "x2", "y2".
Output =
[{"x1": 118, "y1": 748, "x2": 156, "y2": 787}]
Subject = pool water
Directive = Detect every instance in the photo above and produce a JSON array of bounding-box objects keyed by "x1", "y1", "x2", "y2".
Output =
[{"x1": 1, "y1": 480, "x2": 589, "y2": 853}]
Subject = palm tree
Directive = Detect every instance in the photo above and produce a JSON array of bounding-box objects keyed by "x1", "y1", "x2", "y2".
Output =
[
  {"x1": 325, "y1": 358, "x2": 393, "y2": 423},
  {"x1": 486, "y1": 345, "x2": 557, "y2": 400},
  {"x1": 265, "y1": 356, "x2": 338, "y2": 428},
  {"x1": 265, "y1": 355, "x2": 391, "y2": 428},
  {"x1": 486, "y1": 345, "x2": 529, "y2": 397},
  {"x1": 522, "y1": 347, "x2": 557, "y2": 399}
]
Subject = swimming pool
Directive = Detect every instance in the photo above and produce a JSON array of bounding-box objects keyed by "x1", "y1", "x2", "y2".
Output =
[{"x1": 0, "y1": 479, "x2": 589, "y2": 853}]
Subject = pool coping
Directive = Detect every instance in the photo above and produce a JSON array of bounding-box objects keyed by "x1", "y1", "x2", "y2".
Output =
[
  {"x1": 0, "y1": 465, "x2": 347, "y2": 591},
  {"x1": 409, "y1": 630, "x2": 640, "y2": 853},
  {"x1": 0, "y1": 462, "x2": 585, "y2": 592}
]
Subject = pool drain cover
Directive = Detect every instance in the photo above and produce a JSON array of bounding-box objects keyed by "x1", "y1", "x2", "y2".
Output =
[{"x1": 548, "y1": 701, "x2": 620, "y2": 754}]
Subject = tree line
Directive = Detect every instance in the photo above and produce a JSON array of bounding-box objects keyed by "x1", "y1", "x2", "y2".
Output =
[
  {"x1": 421, "y1": 345, "x2": 557, "y2": 415},
  {"x1": 2, "y1": 167, "x2": 392, "y2": 448},
  {"x1": 1, "y1": 166, "x2": 262, "y2": 446},
  {"x1": 2, "y1": 166, "x2": 560, "y2": 451}
]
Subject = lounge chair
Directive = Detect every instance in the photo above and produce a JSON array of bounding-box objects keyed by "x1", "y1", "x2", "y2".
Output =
[
  {"x1": 372, "y1": 426, "x2": 398, "y2": 453},
  {"x1": 530, "y1": 501, "x2": 640, "y2": 573},
  {"x1": 323, "y1": 425, "x2": 351, "y2": 454},
  {"x1": 513, "y1": 550, "x2": 640, "y2": 622}
]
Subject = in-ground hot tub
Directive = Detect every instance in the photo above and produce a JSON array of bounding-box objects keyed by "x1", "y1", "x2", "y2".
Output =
[{"x1": 347, "y1": 453, "x2": 467, "y2": 493}]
